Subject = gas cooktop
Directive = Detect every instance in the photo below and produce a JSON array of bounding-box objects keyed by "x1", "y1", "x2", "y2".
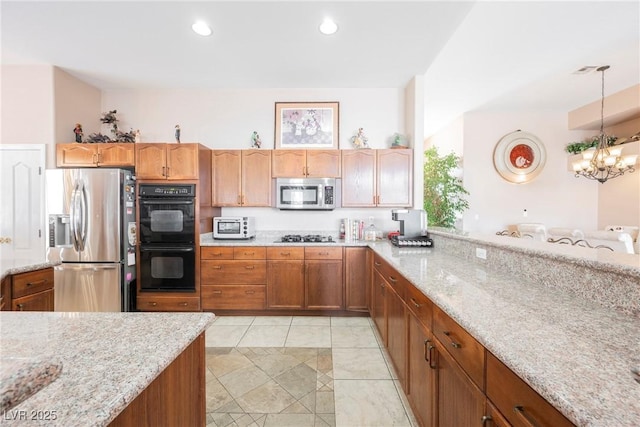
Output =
[{"x1": 276, "y1": 234, "x2": 335, "y2": 243}]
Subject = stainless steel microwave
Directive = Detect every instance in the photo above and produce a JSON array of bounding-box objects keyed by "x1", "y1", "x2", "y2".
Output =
[
  {"x1": 275, "y1": 177, "x2": 339, "y2": 210},
  {"x1": 213, "y1": 216, "x2": 256, "y2": 240}
]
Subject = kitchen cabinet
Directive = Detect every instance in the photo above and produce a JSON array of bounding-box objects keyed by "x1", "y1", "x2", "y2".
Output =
[
  {"x1": 266, "y1": 247, "x2": 305, "y2": 309},
  {"x1": 371, "y1": 269, "x2": 387, "y2": 345},
  {"x1": 344, "y1": 247, "x2": 368, "y2": 312},
  {"x1": 433, "y1": 337, "x2": 486, "y2": 427},
  {"x1": 341, "y1": 149, "x2": 413, "y2": 207},
  {"x1": 136, "y1": 295, "x2": 201, "y2": 312},
  {"x1": 135, "y1": 143, "x2": 205, "y2": 180},
  {"x1": 272, "y1": 149, "x2": 340, "y2": 177},
  {"x1": 305, "y1": 247, "x2": 343, "y2": 310},
  {"x1": 486, "y1": 351, "x2": 574, "y2": 427},
  {"x1": 407, "y1": 311, "x2": 436, "y2": 427},
  {"x1": 212, "y1": 149, "x2": 272, "y2": 206},
  {"x1": 201, "y1": 246, "x2": 266, "y2": 310},
  {"x1": 8, "y1": 268, "x2": 54, "y2": 311},
  {"x1": 56, "y1": 143, "x2": 135, "y2": 168}
]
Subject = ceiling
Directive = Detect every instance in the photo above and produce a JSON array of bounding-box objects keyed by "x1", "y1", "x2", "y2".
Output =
[{"x1": 2, "y1": 1, "x2": 639, "y2": 137}]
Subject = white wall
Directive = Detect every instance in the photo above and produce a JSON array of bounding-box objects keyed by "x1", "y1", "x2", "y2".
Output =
[
  {"x1": 103, "y1": 87, "x2": 413, "y2": 234},
  {"x1": 455, "y1": 111, "x2": 596, "y2": 234}
]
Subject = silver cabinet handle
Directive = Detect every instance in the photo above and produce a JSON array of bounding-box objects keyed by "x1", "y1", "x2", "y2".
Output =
[
  {"x1": 443, "y1": 331, "x2": 461, "y2": 349},
  {"x1": 513, "y1": 406, "x2": 540, "y2": 427}
]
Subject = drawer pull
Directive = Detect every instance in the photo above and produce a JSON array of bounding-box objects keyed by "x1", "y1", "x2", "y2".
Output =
[
  {"x1": 514, "y1": 406, "x2": 540, "y2": 427},
  {"x1": 388, "y1": 276, "x2": 397, "y2": 283},
  {"x1": 481, "y1": 415, "x2": 493, "y2": 426},
  {"x1": 319, "y1": 251, "x2": 329, "y2": 256},
  {"x1": 427, "y1": 340, "x2": 436, "y2": 369},
  {"x1": 17, "y1": 303, "x2": 24, "y2": 311},
  {"x1": 374, "y1": 261, "x2": 382, "y2": 266},
  {"x1": 149, "y1": 302, "x2": 158, "y2": 306},
  {"x1": 410, "y1": 298, "x2": 421, "y2": 308},
  {"x1": 212, "y1": 265, "x2": 222, "y2": 270},
  {"x1": 245, "y1": 265, "x2": 255, "y2": 270},
  {"x1": 26, "y1": 279, "x2": 47, "y2": 287},
  {"x1": 178, "y1": 302, "x2": 188, "y2": 306},
  {"x1": 245, "y1": 290, "x2": 255, "y2": 295},
  {"x1": 212, "y1": 290, "x2": 222, "y2": 295},
  {"x1": 244, "y1": 252, "x2": 255, "y2": 256},
  {"x1": 212, "y1": 252, "x2": 222, "y2": 257},
  {"x1": 280, "y1": 252, "x2": 291, "y2": 256},
  {"x1": 443, "y1": 331, "x2": 461, "y2": 349}
]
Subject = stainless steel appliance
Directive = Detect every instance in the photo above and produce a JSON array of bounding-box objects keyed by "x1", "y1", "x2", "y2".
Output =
[
  {"x1": 213, "y1": 216, "x2": 256, "y2": 240},
  {"x1": 46, "y1": 168, "x2": 137, "y2": 312},
  {"x1": 390, "y1": 209, "x2": 433, "y2": 247},
  {"x1": 275, "y1": 177, "x2": 339, "y2": 210},
  {"x1": 138, "y1": 184, "x2": 196, "y2": 293}
]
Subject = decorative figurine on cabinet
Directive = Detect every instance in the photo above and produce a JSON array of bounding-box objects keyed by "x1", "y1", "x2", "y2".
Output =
[
  {"x1": 175, "y1": 125, "x2": 181, "y2": 143},
  {"x1": 391, "y1": 133, "x2": 408, "y2": 148},
  {"x1": 134, "y1": 129, "x2": 141, "y2": 143},
  {"x1": 251, "y1": 131, "x2": 262, "y2": 148},
  {"x1": 350, "y1": 128, "x2": 369, "y2": 149},
  {"x1": 73, "y1": 123, "x2": 83, "y2": 143}
]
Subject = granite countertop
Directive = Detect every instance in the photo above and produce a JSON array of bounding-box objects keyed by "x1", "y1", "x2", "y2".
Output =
[
  {"x1": 0, "y1": 259, "x2": 60, "y2": 281},
  {"x1": 368, "y1": 241, "x2": 640, "y2": 426},
  {"x1": 200, "y1": 231, "x2": 369, "y2": 247},
  {"x1": 0, "y1": 312, "x2": 215, "y2": 426}
]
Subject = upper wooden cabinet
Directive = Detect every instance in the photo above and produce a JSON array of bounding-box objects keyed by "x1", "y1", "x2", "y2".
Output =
[
  {"x1": 272, "y1": 149, "x2": 341, "y2": 177},
  {"x1": 136, "y1": 143, "x2": 204, "y2": 180},
  {"x1": 212, "y1": 150, "x2": 272, "y2": 207},
  {"x1": 57, "y1": 143, "x2": 135, "y2": 168},
  {"x1": 342, "y1": 149, "x2": 413, "y2": 207}
]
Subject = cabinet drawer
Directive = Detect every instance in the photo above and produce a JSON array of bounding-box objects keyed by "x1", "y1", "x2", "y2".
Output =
[
  {"x1": 233, "y1": 247, "x2": 266, "y2": 260},
  {"x1": 486, "y1": 352, "x2": 574, "y2": 427},
  {"x1": 304, "y1": 247, "x2": 342, "y2": 260},
  {"x1": 201, "y1": 260, "x2": 266, "y2": 284},
  {"x1": 13, "y1": 289, "x2": 54, "y2": 311},
  {"x1": 267, "y1": 246, "x2": 304, "y2": 260},
  {"x1": 201, "y1": 247, "x2": 234, "y2": 260},
  {"x1": 202, "y1": 285, "x2": 266, "y2": 310},
  {"x1": 405, "y1": 284, "x2": 432, "y2": 327},
  {"x1": 433, "y1": 306, "x2": 485, "y2": 389},
  {"x1": 12, "y1": 268, "x2": 54, "y2": 299},
  {"x1": 372, "y1": 254, "x2": 406, "y2": 298},
  {"x1": 137, "y1": 296, "x2": 201, "y2": 312}
]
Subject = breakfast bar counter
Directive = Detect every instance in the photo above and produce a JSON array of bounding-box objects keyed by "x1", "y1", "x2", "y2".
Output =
[{"x1": 0, "y1": 311, "x2": 215, "y2": 426}]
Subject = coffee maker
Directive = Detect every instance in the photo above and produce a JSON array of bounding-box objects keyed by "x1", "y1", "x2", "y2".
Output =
[{"x1": 390, "y1": 209, "x2": 433, "y2": 247}]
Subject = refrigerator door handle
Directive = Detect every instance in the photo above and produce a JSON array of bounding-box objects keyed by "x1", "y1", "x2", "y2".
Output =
[
  {"x1": 79, "y1": 182, "x2": 88, "y2": 251},
  {"x1": 70, "y1": 181, "x2": 82, "y2": 252}
]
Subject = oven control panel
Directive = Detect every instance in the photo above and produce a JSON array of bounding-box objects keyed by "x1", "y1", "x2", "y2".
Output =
[{"x1": 139, "y1": 184, "x2": 196, "y2": 197}]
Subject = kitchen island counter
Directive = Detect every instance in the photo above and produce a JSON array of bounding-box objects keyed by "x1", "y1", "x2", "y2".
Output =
[
  {"x1": 368, "y1": 240, "x2": 640, "y2": 426},
  {"x1": 0, "y1": 311, "x2": 215, "y2": 426}
]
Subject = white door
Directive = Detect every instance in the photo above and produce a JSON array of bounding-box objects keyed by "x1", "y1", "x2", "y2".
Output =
[{"x1": 0, "y1": 144, "x2": 46, "y2": 260}]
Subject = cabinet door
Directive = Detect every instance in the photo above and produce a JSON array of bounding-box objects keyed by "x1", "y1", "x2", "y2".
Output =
[
  {"x1": 341, "y1": 150, "x2": 376, "y2": 207},
  {"x1": 408, "y1": 313, "x2": 436, "y2": 427},
  {"x1": 306, "y1": 150, "x2": 341, "y2": 177},
  {"x1": 272, "y1": 150, "x2": 306, "y2": 177},
  {"x1": 305, "y1": 260, "x2": 343, "y2": 310},
  {"x1": 98, "y1": 143, "x2": 135, "y2": 166},
  {"x1": 212, "y1": 150, "x2": 242, "y2": 206},
  {"x1": 344, "y1": 247, "x2": 368, "y2": 311},
  {"x1": 13, "y1": 289, "x2": 54, "y2": 311},
  {"x1": 136, "y1": 143, "x2": 167, "y2": 179},
  {"x1": 167, "y1": 144, "x2": 198, "y2": 180},
  {"x1": 242, "y1": 150, "x2": 272, "y2": 206},
  {"x1": 435, "y1": 338, "x2": 486, "y2": 427},
  {"x1": 372, "y1": 269, "x2": 387, "y2": 345},
  {"x1": 377, "y1": 149, "x2": 413, "y2": 207},
  {"x1": 56, "y1": 143, "x2": 97, "y2": 167},
  {"x1": 267, "y1": 260, "x2": 305, "y2": 309},
  {"x1": 386, "y1": 286, "x2": 407, "y2": 390}
]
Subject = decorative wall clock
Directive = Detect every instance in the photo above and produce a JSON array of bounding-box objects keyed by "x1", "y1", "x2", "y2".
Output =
[{"x1": 493, "y1": 130, "x2": 546, "y2": 183}]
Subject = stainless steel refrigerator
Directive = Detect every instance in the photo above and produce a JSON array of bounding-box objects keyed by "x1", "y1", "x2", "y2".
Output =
[{"x1": 46, "y1": 168, "x2": 137, "y2": 312}]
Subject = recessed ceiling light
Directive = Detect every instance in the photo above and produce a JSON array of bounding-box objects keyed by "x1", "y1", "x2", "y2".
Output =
[
  {"x1": 319, "y1": 18, "x2": 338, "y2": 35},
  {"x1": 192, "y1": 21, "x2": 212, "y2": 37}
]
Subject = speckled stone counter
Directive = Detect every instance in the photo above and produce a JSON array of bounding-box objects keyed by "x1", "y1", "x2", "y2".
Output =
[
  {"x1": 0, "y1": 357, "x2": 63, "y2": 412},
  {"x1": 368, "y1": 240, "x2": 640, "y2": 426},
  {"x1": 200, "y1": 231, "x2": 369, "y2": 247},
  {"x1": 0, "y1": 259, "x2": 60, "y2": 282},
  {"x1": 0, "y1": 312, "x2": 215, "y2": 426}
]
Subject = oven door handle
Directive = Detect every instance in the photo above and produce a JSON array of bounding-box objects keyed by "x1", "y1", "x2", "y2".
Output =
[
  {"x1": 140, "y1": 246, "x2": 195, "y2": 252},
  {"x1": 140, "y1": 200, "x2": 194, "y2": 205}
]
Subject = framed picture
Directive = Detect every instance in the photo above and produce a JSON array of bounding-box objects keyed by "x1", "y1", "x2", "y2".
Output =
[
  {"x1": 275, "y1": 102, "x2": 339, "y2": 149},
  {"x1": 493, "y1": 130, "x2": 546, "y2": 184}
]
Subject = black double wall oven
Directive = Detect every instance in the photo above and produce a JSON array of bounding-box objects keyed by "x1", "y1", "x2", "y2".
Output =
[{"x1": 138, "y1": 184, "x2": 196, "y2": 293}]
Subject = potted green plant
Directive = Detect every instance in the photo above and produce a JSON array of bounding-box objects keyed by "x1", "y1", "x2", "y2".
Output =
[
  {"x1": 423, "y1": 147, "x2": 469, "y2": 228},
  {"x1": 565, "y1": 135, "x2": 617, "y2": 154}
]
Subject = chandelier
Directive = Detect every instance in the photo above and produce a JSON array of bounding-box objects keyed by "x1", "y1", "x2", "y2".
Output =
[{"x1": 572, "y1": 65, "x2": 637, "y2": 183}]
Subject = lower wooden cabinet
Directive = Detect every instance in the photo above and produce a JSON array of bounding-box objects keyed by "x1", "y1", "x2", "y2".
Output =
[
  {"x1": 371, "y1": 269, "x2": 387, "y2": 345},
  {"x1": 434, "y1": 337, "x2": 486, "y2": 427},
  {"x1": 267, "y1": 260, "x2": 305, "y2": 309},
  {"x1": 202, "y1": 285, "x2": 266, "y2": 310},
  {"x1": 5, "y1": 268, "x2": 54, "y2": 312},
  {"x1": 344, "y1": 247, "x2": 368, "y2": 311},
  {"x1": 305, "y1": 259, "x2": 343, "y2": 310},
  {"x1": 386, "y1": 283, "x2": 407, "y2": 390},
  {"x1": 407, "y1": 312, "x2": 436, "y2": 427},
  {"x1": 137, "y1": 296, "x2": 201, "y2": 312}
]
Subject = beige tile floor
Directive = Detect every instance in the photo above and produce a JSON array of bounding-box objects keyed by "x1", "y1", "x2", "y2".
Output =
[{"x1": 205, "y1": 316, "x2": 419, "y2": 427}]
